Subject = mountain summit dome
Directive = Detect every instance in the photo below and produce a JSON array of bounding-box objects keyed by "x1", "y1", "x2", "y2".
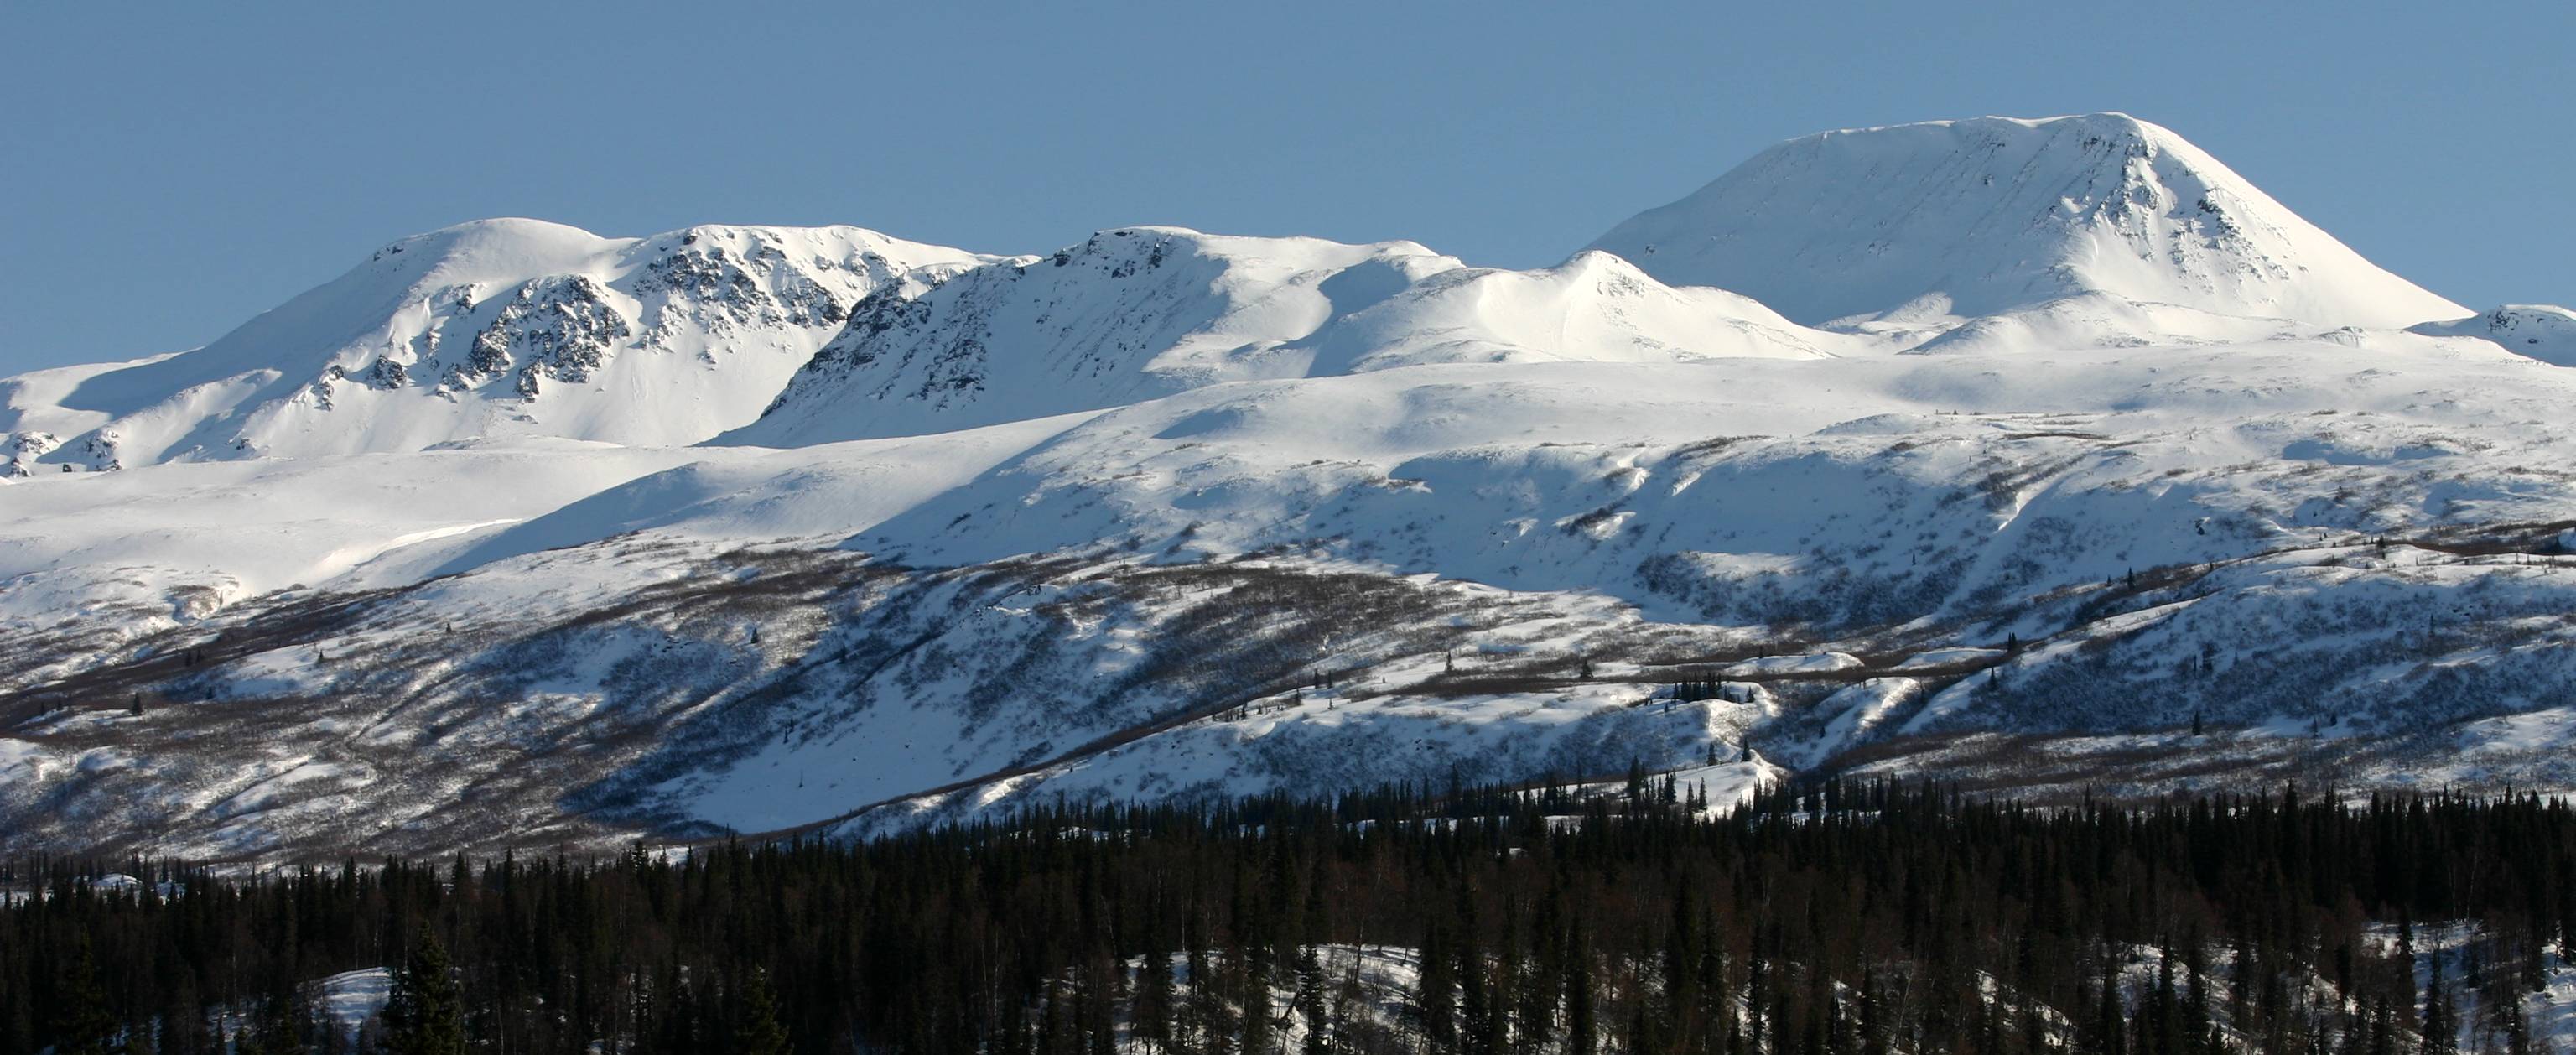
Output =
[{"x1": 1586, "y1": 113, "x2": 2466, "y2": 330}]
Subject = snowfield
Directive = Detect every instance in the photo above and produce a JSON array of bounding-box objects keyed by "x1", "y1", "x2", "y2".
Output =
[{"x1": 3, "y1": 112, "x2": 2573, "y2": 860}]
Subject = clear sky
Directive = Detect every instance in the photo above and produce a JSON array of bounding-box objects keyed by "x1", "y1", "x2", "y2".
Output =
[{"x1": 5, "y1": 1, "x2": 2568, "y2": 374}]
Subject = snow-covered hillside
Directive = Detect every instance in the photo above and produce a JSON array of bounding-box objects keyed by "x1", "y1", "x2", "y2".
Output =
[
  {"x1": 1, "y1": 113, "x2": 2570, "y2": 861},
  {"x1": 0, "y1": 219, "x2": 996, "y2": 471},
  {"x1": 1587, "y1": 113, "x2": 2469, "y2": 332},
  {"x1": 2412, "y1": 304, "x2": 2576, "y2": 366}
]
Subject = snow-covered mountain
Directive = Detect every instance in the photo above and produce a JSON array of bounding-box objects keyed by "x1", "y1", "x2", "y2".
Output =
[
  {"x1": 1587, "y1": 113, "x2": 2469, "y2": 332},
  {"x1": 726, "y1": 230, "x2": 1843, "y2": 447},
  {"x1": 724, "y1": 228, "x2": 1457, "y2": 445},
  {"x1": 1, "y1": 219, "x2": 995, "y2": 472},
  {"x1": 3, "y1": 114, "x2": 2573, "y2": 861}
]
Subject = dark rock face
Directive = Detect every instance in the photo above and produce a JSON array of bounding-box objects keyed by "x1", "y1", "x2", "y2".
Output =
[{"x1": 434, "y1": 275, "x2": 631, "y2": 398}]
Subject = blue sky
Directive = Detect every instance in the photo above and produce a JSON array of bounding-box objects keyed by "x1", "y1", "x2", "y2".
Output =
[{"x1": 5, "y1": 1, "x2": 2568, "y2": 374}]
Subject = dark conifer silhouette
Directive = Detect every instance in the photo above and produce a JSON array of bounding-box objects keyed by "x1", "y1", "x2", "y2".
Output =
[
  {"x1": 3, "y1": 780, "x2": 2573, "y2": 1052},
  {"x1": 380, "y1": 935, "x2": 466, "y2": 1055}
]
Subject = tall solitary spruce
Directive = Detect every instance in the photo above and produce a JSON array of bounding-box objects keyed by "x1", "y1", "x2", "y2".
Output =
[{"x1": 379, "y1": 935, "x2": 466, "y2": 1055}]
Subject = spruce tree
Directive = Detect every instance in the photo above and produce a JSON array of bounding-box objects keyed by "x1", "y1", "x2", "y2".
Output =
[
  {"x1": 731, "y1": 969, "x2": 792, "y2": 1055},
  {"x1": 2421, "y1": 956, "x2": 2459, "y2": 1055},
  {"x1": 48, "y1": 942, "x2": 117, "y2": 1055},
  {"x1": 380, "y1": 935, "x2": 466, "y2": 1055},
  {"x1": 1564, "y1": 937, "x2": 1596, "y2": 1055},
  {"x1": 1415, "y1": 922, "x2": 1456, "y2": 1051},
  {"x1": 1294, "y1": 944, "x2": 1327, "y2": 1055},
  {"x1": 1137, "y1": 946, "x2": 1176, "y2": 1054},
  {"x1": 1182, "y1": 907, "x2": 1220, "y2": 1052}
]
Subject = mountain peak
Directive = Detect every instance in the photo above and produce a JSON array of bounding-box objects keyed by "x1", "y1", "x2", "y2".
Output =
[{"x1": 1587, "y1": 113, "x2": 2466, "y2": 330}]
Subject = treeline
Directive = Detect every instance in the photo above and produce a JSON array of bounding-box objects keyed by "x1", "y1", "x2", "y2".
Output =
[{"x1": 5, "y1": 777, "x2": 2575, "y2": 1053}]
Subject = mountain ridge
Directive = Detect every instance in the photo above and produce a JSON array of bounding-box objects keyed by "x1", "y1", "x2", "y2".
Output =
[
  {"x1": 3, "y1": 218, "x2": 999, "y2": 473},
  {"x1": 724, "y1": 229, "x2": 1856, "y2": 449},
  {"x1": 8, "y1": 114, "x2": 2552, "y2": 476}
]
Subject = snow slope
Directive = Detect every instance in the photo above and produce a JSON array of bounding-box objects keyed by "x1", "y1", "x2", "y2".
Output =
[
  {"x1": 1587, "y1": 113, "x2": 2470, "y2": 331},
  {"x1": 0, "y1": 220, "x2": 995, "y2": 470},
  {"x1": 12, "y1": 336, "x2": 2576, "y2": 857},
  {"x1": 0, "y1": 415, "x2": 1096, "y2": 696}
]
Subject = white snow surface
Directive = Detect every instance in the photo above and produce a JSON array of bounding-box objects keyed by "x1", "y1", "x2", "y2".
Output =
[{"x1": 319, "y1": 968, "x2": 392, "y2": 1042}]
